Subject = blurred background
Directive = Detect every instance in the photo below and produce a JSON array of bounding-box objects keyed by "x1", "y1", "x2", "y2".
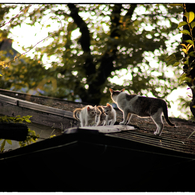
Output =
[{"x1": 0, "y1": 4, "x2": 191, "y2": 119}]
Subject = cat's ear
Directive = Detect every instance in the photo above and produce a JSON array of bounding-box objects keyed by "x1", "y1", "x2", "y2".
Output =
[
  {"x1": 121, "y1": 88, "x2": 125, "y2": 92},
  {"x1": 87, "y1": 106, "x2": 90, "y2": 111},
  {"x1": 109, "y1": 88, "x2": 113, "y2": 93},
  {"x1": 106, "y1": 103, "x2": 111, "y2": 107}
]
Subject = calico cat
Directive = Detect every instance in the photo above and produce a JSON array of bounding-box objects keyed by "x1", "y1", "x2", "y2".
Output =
[
  {"x1": 73, "y1": 105, "x2": 99, "y2": 127},
  {"x1": 102, "y1": 103, "x2": 116, "y2": 125},
  {"x1": 97, "y1": 105, "x2": 107, "y2": 126},
  {"x1": 109, "y1": 88, "x2": 175, "y2": 136}
]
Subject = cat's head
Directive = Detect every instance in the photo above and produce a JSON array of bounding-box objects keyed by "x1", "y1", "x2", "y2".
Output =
[
  {"x1": 87, "y1": 106, "x2": 96, "y2": 117},
  {"x1": 109, "y1": 88, "x2": 125, "y2": 102},
  {"x1": 103, "y1": 103, "x2": 113, "y2": 115}
]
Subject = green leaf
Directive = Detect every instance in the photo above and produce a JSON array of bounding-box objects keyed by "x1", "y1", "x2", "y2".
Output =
[
  {"x1": 6, "y1": 139, "x2": 12, "y2": 145},
  {"x1": 184, "y1": 12, "x2": 189, "y2": 20},
  {"x1": 1, "y1": 140, "x2": 6, "y2": 152},
  {"x1": 185, "y1": 40, "x2": 194, "y2": 45},
  {"x1": 25, "y1": 119, "x2": 31, "y2": 123},
  {"x1": 184, "y1": 60, "x2": 189, "y2": 65},
  {"x1": 189, "y1": 51, "x2": 195, "y2": 57},
  {"x1": 173, "y1": 62, "x2": 180, "y2": 66},
  {"x1": 180, "y1": 30, "x2": 191, "y2": 36},
  {"x1": 191, "y1": 21, "x2": 195, "y2": 29},
  {"x1": 177, "y1": 21, "x2": 187, "y2": 28},
  {"x1": 169, "y1": 4, "x2": 183, "y2": 7},
  {"x1": 179, "y1": 73, "x2": 192, "y2": 85},
  {"x1": 189, "y1": 12, "x2": 195, "y2": 23},
  {"x1": 165, "y1": 54, "x2": 177, "y2": 66}
]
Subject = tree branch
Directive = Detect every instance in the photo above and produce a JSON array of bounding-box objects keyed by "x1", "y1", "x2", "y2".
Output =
[
  {"x1": 67, "y1": 4, "x2": 95, "y2": 77},
  {"x1": 67, "y1": 4, "x2": 90, "y2": 52},
  {"x1": 97, "y1": 4, "x2": 122, "y2": 84},
  {"x1": 124, "y1": 4, "x2": 137, "y2": 20}
]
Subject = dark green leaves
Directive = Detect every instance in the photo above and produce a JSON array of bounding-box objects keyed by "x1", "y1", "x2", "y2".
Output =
[{"x1": 165, "y1": 54, "x2": 178, "y2": 66}]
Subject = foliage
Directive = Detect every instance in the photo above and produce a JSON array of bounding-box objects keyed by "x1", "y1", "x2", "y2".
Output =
[
  {"x1": 0, "y1": 4, "x2": 183, "y2": 105},
  {"x1": 176, "y1": 9, "x2": 195, "y2": 86},
  {"x1": 19, "y1": 128, "x2": 39, "y2": 147},
  {"x1": 165, "y1": 4, "x2": 195, "y2": 117},
  {"x1": 0, "y1": 115, "x2": 39, "y2": 153}
]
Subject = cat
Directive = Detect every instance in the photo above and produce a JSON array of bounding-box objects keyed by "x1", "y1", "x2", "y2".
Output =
[
  {"x1": 97, "y1": 105, "x2": 107, "y2": 126},
  {"x1": 94, "y1": 105, "x2": 102, "y2": 126},
  {"x1": 109, "y1": 88, "x2": 175, "y2": 136},
  {"x1": 101, "y1": 103, "x2": 116, "y2": 125},
  {"x1": 73, "y1": 105, "x2": 99, "y2": 127}
]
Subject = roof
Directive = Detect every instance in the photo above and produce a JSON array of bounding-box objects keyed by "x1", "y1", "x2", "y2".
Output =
[
  {"x1": 0, "y1": 89, "x2": 195, "y2": 191},
  {"x1": 0, "y1": 126, "x2": 195, "y2": 191},
  {"x1": 0, "y1": 88, "x2": 195, "y2": 155}
]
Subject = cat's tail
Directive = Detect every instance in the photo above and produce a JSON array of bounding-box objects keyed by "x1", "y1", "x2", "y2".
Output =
[
  {"x1": 73, "y1": 108, "x2": 82, "y2": 120},
  {"x1": 162, "y1": 101, "x2": 175, "y2": 127}
]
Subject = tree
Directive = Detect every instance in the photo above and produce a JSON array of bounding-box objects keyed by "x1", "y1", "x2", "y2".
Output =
[
  {"x1": 182, "y1": 4, "x2": 195, "y2": 117},
  {"x1": 167, "y1": 3, "x2": 195, "y2": 118},
  {"x1": 0, "y1": 4, "x2": 183, "y2": 105}
]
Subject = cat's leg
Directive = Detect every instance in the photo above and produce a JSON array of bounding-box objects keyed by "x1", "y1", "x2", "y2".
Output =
[
  {"x1": 103, "y1": 120, "x2": 106, "y2": 126},
  {"x1": 85, "y1": 117, "x2": 88, "y2": 126},
  {"x1": 109, "y1": 119, "x2": 115, "y2": 125},
  {"x1": 105, "y1": 115, "x2": 109, "y2": 125},
  {"x1": 126, "y1": 113, "x2": 132, "y2": 124},
  {"x1": 95, "y1": 116, "x2": 101, "y2": 126},
  {"x1": 80, "y1": 117, "x2": 84, "y2": 127},
  {"x1": 151, "y1": 111, "x2": 164, "y2": 136},
  {"x1": 120, "y1": 109, "x2": 129, "y2": 125}
]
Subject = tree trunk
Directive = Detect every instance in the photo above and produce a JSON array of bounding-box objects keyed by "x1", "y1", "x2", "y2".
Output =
[{"x1": 68, "y1": 4, "x2": 137, "y2": 105}]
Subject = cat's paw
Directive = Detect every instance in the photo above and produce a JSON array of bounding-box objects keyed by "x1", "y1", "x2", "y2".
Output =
[
  {"x1": 154, "y1": 131, "x2": 159, "y2": 136},
  {"x1": 119, "y1": 122, "x2": 126, "y2": 125}
]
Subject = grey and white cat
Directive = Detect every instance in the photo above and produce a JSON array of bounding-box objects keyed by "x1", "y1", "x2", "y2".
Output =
[
  {"x1": 73, "y1": 105, "x2": 100, "y2": 127},
  {"x1": 109, "y1": 88, "x2": 175, "y2": 136},
  {"x1": 102, "y1": 103, "x2": 116, "y2": 125}
]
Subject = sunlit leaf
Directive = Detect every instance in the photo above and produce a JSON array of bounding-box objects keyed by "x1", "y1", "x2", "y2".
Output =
[
  {"x1": 182, "y1": 48, "x2": 187, "y2": 54},
  {"x1": 25, "y1": 119, "x2": 31, "y2": 123},
  {"x1": 6, "y1": 139, "x2": 12, "y2": 145},
  {"x1": 177, "y1": 21, "x2": 187, "y2": 28},
  {"x1": 186, "y1": 44, "x2": 193, "y2": 51},
  {"x1": 181, "y1": 43, "x2": 187, "y2": 48},
  {"x1": 188, "y1": 12, "x2": 195, "y2": 23},
  {"x1": 180, "y1": 30, "x2": 191, "y2": 36},
  {"x1": 185, "y1": 40, "x2": 194, "y2": 45}
]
